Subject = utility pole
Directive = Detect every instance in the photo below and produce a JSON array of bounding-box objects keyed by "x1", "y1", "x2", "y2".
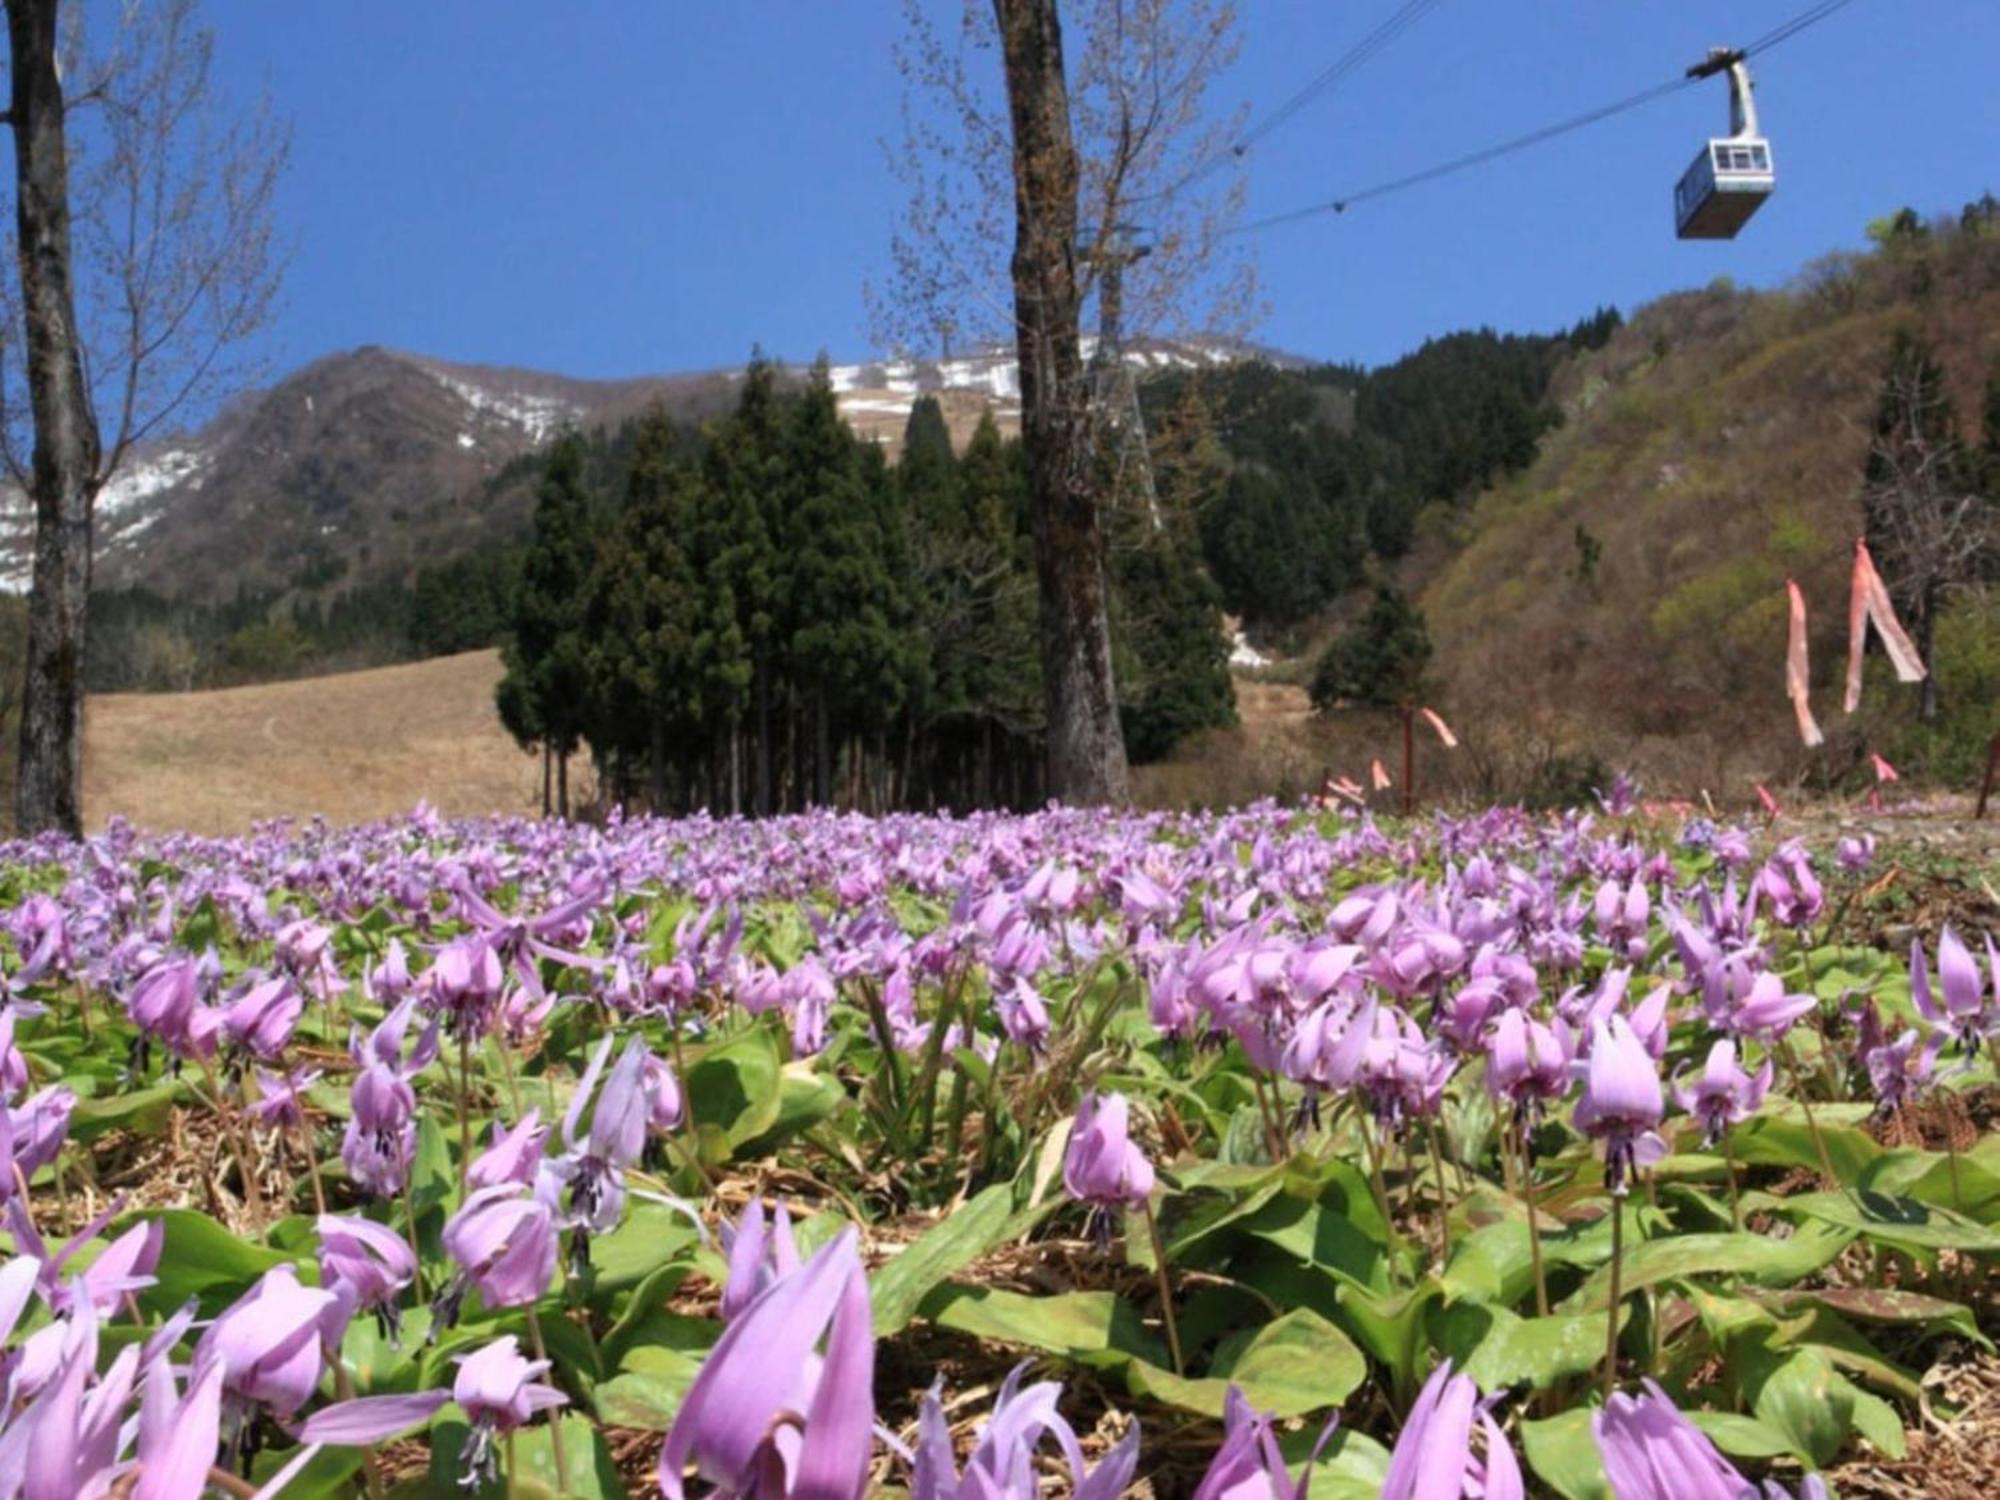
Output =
[{"x1": 1084, "y1": 221, "x2": 1161, "y2": 530}]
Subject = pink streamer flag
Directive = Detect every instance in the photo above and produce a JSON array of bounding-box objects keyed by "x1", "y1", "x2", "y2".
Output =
[
  {"x1": 1784, "y1": 580, "x2": 1824, "y2": 748},
  {"x1": 1370, "y1": 759, "x2": 1392, "y2": 791},
  {"x1": 1869, "y1": 752, "x2": 1900, "y2": 783},
  {"x1": 1844, "y1": 538, "x2": 1927, "y2": 712},
  {"x1": 1419, "y1": 707, "x2": 1459, "y2": 748}
]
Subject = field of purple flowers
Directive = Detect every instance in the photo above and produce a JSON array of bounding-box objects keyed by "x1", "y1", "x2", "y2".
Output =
[{"x1": 0, "y1": 796, "x2": 1993, "y2": 1498}]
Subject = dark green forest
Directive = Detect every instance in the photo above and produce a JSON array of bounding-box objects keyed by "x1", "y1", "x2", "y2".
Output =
[
  {"x1": 68, "y1": 307, "x2": 1621, "y2": 803},
  {"x1": 498, "y1": 356, "x2": 1232, "y2": 814}
]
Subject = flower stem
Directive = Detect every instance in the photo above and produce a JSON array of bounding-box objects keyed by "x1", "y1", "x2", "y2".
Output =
[
  {"x1": 1779, "y1": 1040, "x2": 1854, "y2": 1205},
  {"x1": 1426, "y1": 1121, "x2": 1451, "y2": 1271},
  {"x1": 525, "y1": 1306, "x2": 570, "y2": 1495},
  {"x1": 294, "y1": 1117, "x2": 328, "y2": 1219},
  {"x1": 1720, "y1": 1128, "x2": 1736, "y2": 1232},
  {"x1": 1141, "y1": 1198, "x2": 1184, "y2": 1376},
  {"x1": 1603, "y1": 1191, "x2": 1624, "y2": 1402},
  {"x1": 1360, "y1": 1111, "x2": 1407, "y2": 1276},
  {"x1": 1518, "y1": 1125, "x2": 1550, "y2": 1318},
  {"x1": 457, "y1": 1030, "x2": 474, "y2": 1199}
]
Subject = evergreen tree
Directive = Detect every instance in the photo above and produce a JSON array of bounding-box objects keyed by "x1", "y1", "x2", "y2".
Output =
[
  {"x1": 584, "y1": 409, "x2": 702, "y2": 807},
  {"x1": 690, "y1": 354, "x2": 781, "y2": 810},
  {"x1": 1310, "y1": 586, "x2": 1433, "y2": 710},
  {"x1": 782, "y1": 359, "x2": 909, "y2": 804},
  {"x1": 498, "y1": 431, "x2": 597, "y2": 815}
]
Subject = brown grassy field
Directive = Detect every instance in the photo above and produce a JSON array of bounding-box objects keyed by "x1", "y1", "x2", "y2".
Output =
[{"x1": 83, "y1": 649, "x2": 540, "y2": 833}]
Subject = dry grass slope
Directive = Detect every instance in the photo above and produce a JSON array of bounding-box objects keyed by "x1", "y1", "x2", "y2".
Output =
[
  {"x1": 83, "y1": 649, "x2": 537, "y2": 833},
  {"x1": 1422, "y1": 232, "x2": 2000, "y2": 793}
]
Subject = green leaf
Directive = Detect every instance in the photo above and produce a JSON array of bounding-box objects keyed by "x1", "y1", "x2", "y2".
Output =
[
  {"x1": 1686, "y1": 1411, "x2": 1797, "y2": 1459},
  {"x1": 1520, "y1": 1409, "x2": 1611, "y2": 1500},
  {"x1": 246, "y1": 1443, "x2": 366, "y2": 1500},
  {"x1": 871, "y1": 1184, "x2": 1049, "y2": 1336},
  {"x1": 918, "y1": 1285, "x2": 1166, "y2": 1366},
  {"x1": 1123, "y1": 1307, "x2": 1365, "y2": 1418},
  {"x1": 408, "y1": 1114, "x2": 454, "y2": 1223},
  {"x1": 1441, "y1": 1219, "x2": 1537, "y2": 1306},
  {"x1": 586, "y1": 1201, "x2": 700, "y2": 1295},
  {"x1": 1294, "y1": 1427, "x2": 1392, "y2": 1500},
  {"x1": 686, "y1": 1028, "x2": 783, "y2": 1153},
  {"x1": 733, "y1": 1060, "x2": 846, "y2": 1157},
  {"x1": 1782, "y1": 1190, "x2": 2000, "y2": 1254},
  {"x1": 1436, "y1": 1302, "x2": 1626, "y2": 1391},
  {"x1": 1562, "y1": 1225, "x2": 1853, "y2": 1312},
  {"x1": 1334, "y1": 1281, "x2": 1442, "y2": 1404},
  {"x1": 1777, "y1": 1286, "x2": 1987, "y2": 1348},
  {"x1": 68, "y1": 1081, "x2": 186, "y2": 1141},
  {"x1": 1238, "y1": 1192, "x2": 1390, "y2": 1295},
  {"x1": 1733, "y1": 1109, "x2": 1882, "y2": 1182},
  {"x1": 593, "y1": 1319, "x2": 720, "y2": 1432},
  {"x1": 1741, "y1": 1343, "x2": 1851, "y2": 1467},
  {"x1": 133, "y1": 1209, "x2": 295, "y2": 1314}
]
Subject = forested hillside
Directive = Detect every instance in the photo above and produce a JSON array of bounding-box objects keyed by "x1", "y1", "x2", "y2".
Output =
[
  {"x1": 1421, "y1": 202, "x2": 2000, "y2": 794},
  {"x1": 494, "y1": 357, "x2": 1232, "y2": 813}
]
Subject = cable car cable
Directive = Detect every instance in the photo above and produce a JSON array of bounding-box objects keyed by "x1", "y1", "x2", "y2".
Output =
[
  {"x1": 1231, "y1": 0, "x2": 1866, "y2": 235},
  {"x1": 1148, "y1": 0, "x2": 1448, "y2": 204}
]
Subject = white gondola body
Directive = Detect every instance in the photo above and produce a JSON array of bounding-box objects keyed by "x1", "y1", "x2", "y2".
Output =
[{"x1": 1675, "y1": 56, "x2": 1774, "y2": 240}]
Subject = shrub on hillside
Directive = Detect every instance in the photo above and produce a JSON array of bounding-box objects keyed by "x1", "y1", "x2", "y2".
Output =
[{"x1": 1310, "y1": 586, "x2": 1432, "y2": 710}]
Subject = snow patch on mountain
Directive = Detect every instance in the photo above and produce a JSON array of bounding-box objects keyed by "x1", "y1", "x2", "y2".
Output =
[{"x1": 431, "y1": 372, "x2": 580, "y2": 444}]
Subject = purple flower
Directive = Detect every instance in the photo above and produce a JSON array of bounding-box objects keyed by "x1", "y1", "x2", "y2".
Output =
[
  {"x1": 318, "y1": 1213, "x2": 417, "y2": 1337},
  {"x1": 451, "y1": 1336, "x2": 569, "y2": 1490},
  {"x1": 221, "y1": 975, "x2": 303, "y2": 1060},
  {"x1": 1911, "y1": 926, "x2": 1996, "y2": 1055},
  {"x1": 903, "y1": 1362, "x2": 1139, "y2": 1500},
  {"x1": 439, "y1": 1183, "x2": 558, "y2": 1320},
  {"x1": 1594, "y1": 1379, "x2": 1825, "y2": 1500},
  {"x1": 644, "y1": 1052, "x2": 685, "y2": 1136},
  {"x1": 249, "y1": 1066, "x2": 321, "y2": 1132},
  {"x1": 196, "y1": 1263, "x2": 345, "y2": 1417},
  {"x1": 1725, "y1": 972, "x2": 1816, "y2": 1042},
  {"x1": 134, "y1": 1353, "x2": 228, "y2": 1500},
  {"x1": 659, "y1": 1227, "x2": 875, "y2": 1500},
  {"x1": 0, "y1": 1086, "x2": 74, "y2": 1198},
  {"x1": 1063, "y1": 1092, "x2": 1155, "y2": 1211},
  {"x1": 342, "y1": 1063, "x2": 416, "y2": 1199},
  {"x1": 1835, "y1": 834, "x2": 1875, "y2": 875},
  {"x1": 1672, "y1": 1040, "x2": 1771, "y2": 1147},
  {"x1": 1382, "y1": 1359, "x2": 1523, "y2": 1500},
  {"x1": 552, "y1": 1035, "x2": 652, "y2": 1259},
  {"x1": 0, "y1": 1011, "x2": 28, "y2": 1101},
  {"x1": 1191, "y1": 1385, "x2": 1332, "y2": 1500},
  {"x1": 1486, "y1": 1007, "x2": 1573, "y2": 1134},
  {"x1": 1755, "y1": 844, "x2": 1824, "y2": 929},
  {"x1": 1573, "y1": 1017, "x2": 1665, "y2": 1197},
  {"x1": 721, "y1": 1198, "x2": 801, "y2": 1321},
  {"x1": 467, "y1": 1109, "x2": 549, "y2": 1191}
]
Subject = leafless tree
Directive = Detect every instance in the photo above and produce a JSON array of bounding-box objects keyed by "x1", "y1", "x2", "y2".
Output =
[
  {"x1": 877, "y1": 0, "x2": 1248, "y2": 803},
  {"x1": 2, "y1": 0, "x2": 286, "y2": 834},
  {"x1": 1859, "y1": 332, "x2": 1995, "y2": 721}
]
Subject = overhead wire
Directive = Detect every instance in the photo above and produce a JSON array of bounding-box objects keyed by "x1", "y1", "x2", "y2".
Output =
[
  {"x1": 1232, "y1": 0, "x2": 1868, "y2": 235},
  {"x1": 1151, "y1": 0, "x2": 1448, "y2": 204}
]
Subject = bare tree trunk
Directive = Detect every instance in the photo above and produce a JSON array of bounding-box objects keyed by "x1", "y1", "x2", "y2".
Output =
[
  {"x1": 753, "y1": 677, "x2": 771, "y2": 816},
  {"x1": 556, "y1": 751, "x2": 569, "y2": 820},
  {"x1": 1917, "y1": 585, "x2": 1939, "y2": 722},
  {"x1": 813, "y1": 693, "x2": 831, "y2": 807},
  {"x1": 649, "y1": 717, "x2": 667, "y2": 812},
  {"x1": 541, "y1": 742, "x2": 552, "y2": 816},
  {"x1": 992, "y1": 0, "x2": 1130, "y2": 806},
  {"x1": 7, "y1": 0, "x2": 101, "y2": 838}
]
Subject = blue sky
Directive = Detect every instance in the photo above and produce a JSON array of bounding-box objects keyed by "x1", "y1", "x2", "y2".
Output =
[{"x1": 201, "y1": 1, "x2": 1998, "y2": 381}]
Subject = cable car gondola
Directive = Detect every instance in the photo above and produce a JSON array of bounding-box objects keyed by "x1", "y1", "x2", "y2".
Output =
[{"x1": 1675, "y1": 48, "x2": 1774, "y2": 240}]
